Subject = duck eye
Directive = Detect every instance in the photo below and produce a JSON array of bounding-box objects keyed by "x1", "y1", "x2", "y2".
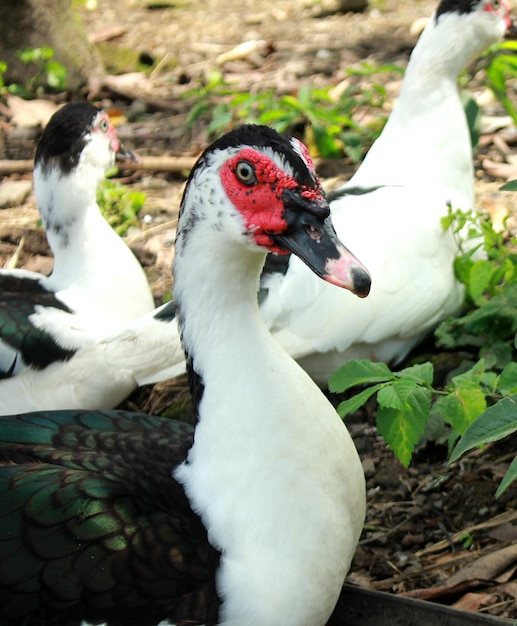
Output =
[
  {"x1": 99, "y1": 118, "x2": 109, "y2": 133},
  {"x1": 235, "y1": 160, "x2": 256, "y2": 185}
]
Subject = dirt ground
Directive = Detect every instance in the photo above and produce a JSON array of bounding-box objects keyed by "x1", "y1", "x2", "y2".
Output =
[{"x1": 2, "y1": 0, "x2": 517, "y2": 621}]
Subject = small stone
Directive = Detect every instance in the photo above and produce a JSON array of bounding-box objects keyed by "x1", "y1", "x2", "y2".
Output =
[{"x1": 0, "y1": 180, "x2": 33, "y2": 209}]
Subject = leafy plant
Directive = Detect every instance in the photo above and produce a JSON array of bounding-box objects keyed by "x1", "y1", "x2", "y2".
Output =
[
  {"x1": 485, "y1": 40, "x2": 517, "y2": 127},
  {"x1": 17, "y1": 46, "x2": 67, "y2": 91},
  {"x1": 0, "y1": 47, "x2": 67, "y2": 96},
  {"x1": 0, "y1": 61, "x2": 7, "y2": 94},
  {"x1": 97, "y1": 179, "x2": 146, "y2": 235},
  {"x1": 330, "y1": 207, "x2": 517, "y2": 471},
  {"x1": 182, "y1": 62, "x2": 402, "y2": 161},
  {"x1": 450, "y1": 396, "x2": 517, "y2": 497}
]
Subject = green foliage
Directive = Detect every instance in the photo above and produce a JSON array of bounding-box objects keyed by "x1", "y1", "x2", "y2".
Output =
[
  {"x1": 442, "y1": 208, "x2": 517, "y2": 306},
  {"x1": 330, "y1": 207, "x2": 517, "y2": 480},
  {"x1": 182, "y1": 63, "x2": 402, "y2": 161},
  {"x1": 485, "y1": 40, "x2": 517, "y2": 127},
  {"x1": 0, "y1": 61, "x2": 7, "y2": 92},
  {"x1": 450, "y1": 396, "x2": 517, "y2": 497},
  {"x1": 97, "y1": 179, "x2": 146, "y2": 235},
  {"x1": 0, "y1": 47, "x2": 67, "y2": 97}
]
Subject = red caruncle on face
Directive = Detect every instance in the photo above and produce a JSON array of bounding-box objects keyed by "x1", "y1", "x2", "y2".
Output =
[{"x1": 220, "y1": 147, "x2": 324, "y2": 253}]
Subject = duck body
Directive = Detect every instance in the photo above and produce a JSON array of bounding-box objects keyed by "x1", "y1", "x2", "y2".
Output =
[
  {"x1": 0, "y1": 125, "x2": 369, "y2": 625},
  {"x1": 258, "y1": 0, "x2": 513, "y2": 384},
  {"x1": 0, "y1": 301, "x2": 180, "y2": 413},
  {"x1": 128, "y1": 0, "x2": 513, "y2": 389},
  {"x1": 0, "y1": 102, "x2": 156, "y2": 410},
  {"x1": 0, "y1": 410, "x2": 221, "y2": 626}
]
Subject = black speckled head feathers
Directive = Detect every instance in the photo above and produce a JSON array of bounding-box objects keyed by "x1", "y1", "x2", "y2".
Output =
[
  {"x1": 186, "y1": 124, "x2": 318, "y2": 191},
  {"x1": 436, "y1": 0, "x2": 483, "y2": 19},
  {"x1": 34, "y1": 102, "x2": 102, "y2": 176}
]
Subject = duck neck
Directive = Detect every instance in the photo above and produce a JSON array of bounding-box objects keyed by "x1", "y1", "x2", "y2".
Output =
[
  {"x1": 34, "y1": 162, "x2": 154, "y2": 326},
  {"x1": 389, "y1": 12, "x2": 487, "y2": 125},
  {"x1": 174, "y1": 227, "x2": 270, "y2": 397},
  {"x1": 35, "y1": 164, "x2": 130, "y2": 282},
  {"x1": 354, "y1": 12, "x2": 487, "y2": 196}
]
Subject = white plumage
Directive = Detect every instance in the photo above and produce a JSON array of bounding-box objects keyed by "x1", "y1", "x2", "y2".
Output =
[
  {"x1": 171, "y1": 125, "x2": 368, "y2": 624},
  {"x1": 259, "y1": 0, "x2": 513, "y2": 384},
  {"x1": 119, "y1": 0, "x2": 513, "y2": 391},
  {"x1": 0, "y1": 102, "x2": 157, "y2": 411}
]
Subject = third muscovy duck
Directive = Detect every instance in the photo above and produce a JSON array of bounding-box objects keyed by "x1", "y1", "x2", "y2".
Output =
[
  {"x1": 0, "y1": 124, "x2": 369, "y2": 626},
  {"x1": 259, "y1": 0, "x2": 513, "y2": 384},
  {"x1": 0, "y1": 102, "x2": 155, "y2": 406}
]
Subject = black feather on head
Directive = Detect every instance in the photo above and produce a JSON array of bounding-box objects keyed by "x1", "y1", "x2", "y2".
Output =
[
  {"x1": 186, "y1": 124, "x2": 317, "y2": 192},
  {"x1": 436, "y1": 0, "x2": 480, "y2": 20},
  {"x1": 34, "y1": 102, "x2": 101, "y2": 175}
]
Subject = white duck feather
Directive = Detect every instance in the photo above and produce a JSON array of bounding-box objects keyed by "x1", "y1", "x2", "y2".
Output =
[
  {"x1": 0, "y1": 124, "x2": 369, "y2": 626},
  {"x1": 0, "y1": 102, "x2": 157, "y2": 410},
  {"x1": 259, "y1": 0, "x2": 513, "y2": 384}
]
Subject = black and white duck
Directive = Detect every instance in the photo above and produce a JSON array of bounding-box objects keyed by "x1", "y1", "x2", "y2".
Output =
[
  {"x1": 259, "y1": 0, "x2": 514, "y2": 384},
  {"x1": 0, "y1": 124, "x2": 370, "y2": 625},
  {"x1": 0, "y1": 102, "x2": 157, "y2": 410}
]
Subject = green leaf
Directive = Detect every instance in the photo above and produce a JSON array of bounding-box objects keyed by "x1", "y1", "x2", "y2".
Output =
[
  {"x1": 501, "y1": 179, "x2": 517, "y2": 191},
  {"x1": 453, "y1": 254, "x2": 474, "y2": 286},
  {"x1": 450, "y1": 394, "x2": 517, "y2": 462},
  {"x1": 376, "y1": 387, "x2": 431, "y2": 466},
  {"x1": 462, "y1": 91, "x2": 481, "y2": 148},
  {"x1": 433, "y1": 394, "x2": 467, "y2": 435},
  {"x1": 480, "y1": 340, "x2": 513, "y2": 370},
  {"x1": 45, "y1": 60, "x2": 67, "y2": 89},
  {"x1": 496, "y1": 455, "x2": 517, "y2": 497},
  {"x1": 328, "y1": 359, "x2": 394, "y2": 393},
  {"x1": 378, "y1": 378, "x2": 418, "y2": 410},
  {"x1": 398, "y1": 361, "x2": 434, "y2": 386},
  {"x1": 499, "y1": 362, "x2": 517, "y2": 395},
  {"x1": 336, "y1": 383, "x2": 386, "y2": 418},
  {"x1": 468, "y1": 259, "x2": 495, "y2": 302},
  {"x1": 452, "y1": 379, "x2": 487, "y2": 432}
]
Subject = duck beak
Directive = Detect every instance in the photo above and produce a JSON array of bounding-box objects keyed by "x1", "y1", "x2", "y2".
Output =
[
  {"x1": 270, "y1": 189, "x2": 371, "y2": 298},
  {"x1": 505, "y1": 18, "x2": 517, "y2": 39},
  {"x1": 116, "y1": 142, "x2": 140, "y2": 163}
]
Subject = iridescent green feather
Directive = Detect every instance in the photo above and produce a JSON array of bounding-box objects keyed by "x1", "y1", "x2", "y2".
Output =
[{"x1": 0, "y1": 410, "x2": 220, "y2": 626}]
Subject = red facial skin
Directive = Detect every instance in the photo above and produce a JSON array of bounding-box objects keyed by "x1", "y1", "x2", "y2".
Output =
[
  {"x1": 220, "y1": 147, "x2": 326, "y2": 254},
  {"x1": 484, "y1": 0, "x2": 513, "y2": 30},
  {"x1": 95, "y1": 112, "x2": 121, "y2": 154}
]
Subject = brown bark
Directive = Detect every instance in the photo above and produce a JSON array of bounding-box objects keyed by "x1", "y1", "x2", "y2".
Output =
[{"x1": 0, "y1": 0, "x2": 103, "y2": 90}]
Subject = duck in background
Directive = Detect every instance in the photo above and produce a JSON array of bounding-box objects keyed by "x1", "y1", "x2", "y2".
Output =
[
  {"x1": 3, "y1": 0, "x2": 510, "y2": 412},
  {"x1": 0, "y1": 124, "x2": 369, "y2": 626},
  {"x1": 113, "y1": 0, "x2": 514, "y2": 392},
  {"x1": 0, "y1": 102, "x2": 157, "y2": 410},
  {"x1": 259, "y1": 0, "x2": 514, "y2": 385}
]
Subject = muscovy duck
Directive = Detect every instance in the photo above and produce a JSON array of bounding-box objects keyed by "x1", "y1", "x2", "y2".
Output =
[
  {"x1": 115, "y1": 0, "x2": 513, "y2": 391},
  {"x1": 0, "y1": 102, "x2": 155, "y2": 402},
  {"x1": 0, "y1": 124, "x2": 369, "y2": 626},
  {"x1": 258, "y1": 0, "x2": 513, "y2": 384}
]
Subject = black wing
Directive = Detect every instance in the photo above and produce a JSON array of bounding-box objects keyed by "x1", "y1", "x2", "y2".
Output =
[
  {"x1": 0, "y1": 274, "x2": 78, "y2": 376},
  {"x1": 0, "y1": 410, "x2": 220, "y2": 626}
]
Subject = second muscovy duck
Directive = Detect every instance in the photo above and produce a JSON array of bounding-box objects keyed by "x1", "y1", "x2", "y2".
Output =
[
  {"x1": 0, "y1": 102, "x2": 155, "y2": 403},
  {"x1": 0, "y1": 124, "x2": 369, "y2": 626},
  {"x1": 258, "y1": 0, "x2": 513, "y2": 384},
  {"x1": 114, "y1": 0, "x2": 513, "y2": 391}
]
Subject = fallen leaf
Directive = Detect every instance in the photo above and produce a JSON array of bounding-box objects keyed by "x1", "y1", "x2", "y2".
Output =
[
  {"x1": 447, "y1": 544, "x2": 517, "y2": 586},
  {"x1": 452, "y1": 591, "x2": 494, "y2": 612},
  {"x1": 6, "y1": 96, "x2": 59, "y2": 128}
]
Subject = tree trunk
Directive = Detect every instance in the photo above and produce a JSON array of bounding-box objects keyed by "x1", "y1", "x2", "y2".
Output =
[{"x1": 0, "y1": 0, "x2": 103, "y2": 91}]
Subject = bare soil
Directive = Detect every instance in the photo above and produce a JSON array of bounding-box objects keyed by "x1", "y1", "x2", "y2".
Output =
[{"x1": 2, "y1": 0, "x2": 517, "y2": 620}]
